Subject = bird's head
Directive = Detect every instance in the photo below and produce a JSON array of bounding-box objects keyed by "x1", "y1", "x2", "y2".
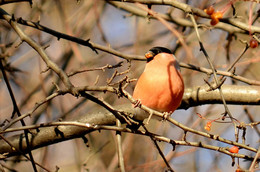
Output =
[
  {"x1": 145, "y1": 47, "x2": 173, "y2": 62},
  {"x1": 145, "y1": 46, "x2": 180, "y2": 71}
]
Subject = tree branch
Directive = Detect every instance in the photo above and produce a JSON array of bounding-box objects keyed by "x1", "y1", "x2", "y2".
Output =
[
  {"x1": 107, "y1": 0, "x2": 260, "y2": 33},
  {"x1": 180, "y1": 85, "x2": 260, "y2": 109},
  {"x1": 4, "y1": 84, "x2": 260, "y2": 131},
  {"x1": 0, "y1": 8, "x2": 76, "y2": 94},
  {"x1": 0, "y1": 103, "x2": 257, "y2": 161}
]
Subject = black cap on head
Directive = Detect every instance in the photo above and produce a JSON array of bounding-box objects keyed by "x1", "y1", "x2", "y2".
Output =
[
  {"x1": 149, "y1": 47, "x2": 172, "y2": 55},
  {"x1": 145, "y1": 47, "x2": 172, "y2": 62}
]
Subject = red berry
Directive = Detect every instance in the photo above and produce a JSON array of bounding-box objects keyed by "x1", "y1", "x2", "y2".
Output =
[
  {"x1": 235, "y1": 167, "x2": 244, "y2": 172},
  {"x1": 204, "y1": 121, "x2": 212, "y2": 131},
  {"x1": 249, "y1": 39, "x2": 258, "y2": 48},
  {"x1": 229, "y1": 146, "x2": 239, "y2": 153},
  {"x1": 211, "y1": 11, "x2": 223, "y2": 20},
  {"x1": 210, "y1": 18, "x2": 219, "y2": 26},
  {"x1": 210, "y1": 11, "x2": 223, "y2": 26},
  {"x1": 205, "y1": 6, "x2": 215, "y2": 15}
]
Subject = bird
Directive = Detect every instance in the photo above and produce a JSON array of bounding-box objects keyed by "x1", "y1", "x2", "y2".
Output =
[{"x1": 132, "y1": 47, "x2": 184, "y2": 121}]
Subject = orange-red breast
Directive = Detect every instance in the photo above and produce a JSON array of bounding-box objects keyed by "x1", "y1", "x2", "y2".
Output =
[{"x1": 133, "y1": 47, "x2": 184, "y2": 120}]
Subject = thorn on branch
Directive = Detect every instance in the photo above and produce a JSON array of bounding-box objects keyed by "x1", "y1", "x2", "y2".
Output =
[
  {"x1": 43, "y1": 44, "x2": 50, "y2": 50},
  {"x1": 81, "y1": 136, "x2": 89, "y2": 147},
  {"x1": 54, "y1": 127, "x2": 64, "y2": 138},
  {"x1": 0, "y1": 119, "x2": 9, "y2": 127},
  {"x1": 123, "y1": 13, "x2": 134, "y2": 18},
  {"x1": 71, "y1": 87, "x2": 79, "y2": 97},
  {"x1": 29, "y1": 0, "x2": 33, "y2": 7},
  {"x1": 108, "y1": 61, "x2": 124, "y2": 69},
  {"x1": 231, "y1": 67, "x2": 236, "y2": 75},
  {"x1": 35, "y1": 127, "x2": 40, "y2": 133},
  {"x1": 52, "y1": 82, "x2": 60, "y2": 92},
  {"x1": 182, "y1": 131, "x2": 187, "y2": 141},
  {"x1": 170, "y1": 140, "x2": 176, "y2": 151},
  {"x1": 15, "y1": 41, "x2": 23, "y2": 48},
  {"x1": 55, "y1": 166, "x2": 60, "y2": 172},
  {"x1": 147, "y1": 4, "x2": 152, "y2": 19},
  {"x1": 17, "y1": 17, "x2": 23, "y2": 23},
  {"x1": 231, "y1": 157, "x2": 235, "y2": 166},
  {"x1": 11, "y1": 14, "x2": 15, "y2": 21},
  {"x1": 41, "y1": 67, "x2": 50, "y2": 74},
  {"x1": 231, "y1": 4, "x2": 236, "y2": 16},
  {"x1": 222, "y1": 113, "x2": 227, "y2": 121},
  {"x1": 85, "y1": 39, "x2": 98, "y2": 54},
  {"x1": 35, "y1": 15, "x2": 40, "y2": 23}
]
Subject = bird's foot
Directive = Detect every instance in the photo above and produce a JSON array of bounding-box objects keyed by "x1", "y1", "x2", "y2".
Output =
[
  {"x1": 162, "y1": 112, "x2": 172, "y2": 120},
  {"x1": 133, "y1": 99, "x2": 142, "y2": 108}
]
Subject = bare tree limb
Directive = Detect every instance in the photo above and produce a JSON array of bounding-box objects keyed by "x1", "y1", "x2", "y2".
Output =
[
  {"x1": 107, "y1": 0, "x2": 260, "y2": 33},
  {"x1": 107, "y1": 1, "x2": 242, "y2": 34},
  {"x1": 0, "y1": 104, "x2": 257, "y2": 161},
  {"x1": 4, "y1": 84, "x2": 260, "y2": 131},
  {"x1": 180, "y1": 63, "x2": 260, "y2": 86},
  {"x1": 0, "y1": 107, "x2": 118, "y2": 157},
  {"x1": 180, "y1": 85, "x2": 260, "y2": 109}
]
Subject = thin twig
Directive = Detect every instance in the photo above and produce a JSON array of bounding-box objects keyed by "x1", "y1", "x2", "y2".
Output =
[
  {"x1": 244, "y1": 107, "x2": 260, "y2": 136},
  {"x1": 142, "y1": 125, "x2": 174, "y2": 172},
  {"x1": 0, "y1": 120, "x2": 257, "y2": 161},
  {"x1": 107, "y1": 0, "x2": 260, "y2": 33},
  {"x1": 122, "y1": 90, "x2": 257, "y2": 153},
  {"x1": 180, "y1": 62, "x2": 260, "y2": 86},
  {"x1": 188, "y1": 13, "x2": 237, "y2": 132},
  {"x1": 0, "y1": 134, "x2": 50, "y2": 172},
  {"x1": 135, "y1": 2, "x2": 194, "y2": 60},
  {"x1": 249, "y1": 146, "x2": 260, "y2": 171},
  {"x1": 0, "y1": 59, "x2": 38, "y2": 172},
  {"x1": 116, "y1": 119, "x2": 126, "y2": 172},
  {"x1": 0, "y1": 8, "x2": 76, "y2": 95},
  {"x1": 67, "y1": 61, "x2": 124, "y2": 77}
]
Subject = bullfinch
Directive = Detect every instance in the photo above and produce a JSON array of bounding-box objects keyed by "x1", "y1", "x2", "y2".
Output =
[{"x1": 133, "y1": 47, "x2": 184, "y2": 120}]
